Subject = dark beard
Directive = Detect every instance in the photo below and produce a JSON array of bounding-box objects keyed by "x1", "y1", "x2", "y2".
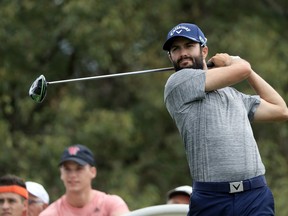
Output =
[{"x1": 173, "y1": 56, "x2": 204, "y2": 71}]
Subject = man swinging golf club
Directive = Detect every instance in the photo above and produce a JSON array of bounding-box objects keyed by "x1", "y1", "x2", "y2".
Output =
[{"x1": 163, "y1": 22, "x2": 288, "y2": 215}]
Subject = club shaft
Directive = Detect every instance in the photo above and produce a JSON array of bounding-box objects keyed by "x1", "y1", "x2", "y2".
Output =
[{"x1": 47, "y1": 67, "x2": 174, "y2": 85}]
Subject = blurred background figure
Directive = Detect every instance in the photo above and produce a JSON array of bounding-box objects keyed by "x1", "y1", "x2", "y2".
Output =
[
  {"x1": 0, "y1": 174, "x2": 28, "y2": 216},
  {"x1": 39, "y1": 144, "x2": 130, "y2": 216},
  {"x1": 166, "y1": 185, "x2": 192, "y2": 204},
  {"x1": 26, "y1": 181, "x2": 49, "y2": 216}
]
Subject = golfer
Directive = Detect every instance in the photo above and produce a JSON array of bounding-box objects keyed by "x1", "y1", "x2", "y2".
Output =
[{"x1": 163, "y1": 23, "x2": 288, "y2": 215}]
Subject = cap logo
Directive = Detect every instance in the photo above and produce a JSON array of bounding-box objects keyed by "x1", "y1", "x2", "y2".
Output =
[
  {"x1": 199, "y1": 36, "x2": 206, "y2": 45},
  {"x1": 170, "y1": 25, "x2": 191, "y2": 36},
  {"x1": 68, "y1": 146, "x2": 80, "y2": 155}
]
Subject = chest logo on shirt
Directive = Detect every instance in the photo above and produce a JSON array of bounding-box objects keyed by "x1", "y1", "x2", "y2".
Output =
[{"x1": 94, "y1": 207, "x2": 100, "y2": 213}]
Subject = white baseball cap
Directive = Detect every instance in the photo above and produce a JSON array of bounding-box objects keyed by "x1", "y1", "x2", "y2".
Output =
[
  {"x1": 167, "y1": 185, "x2": 193, "y2": 199},
  {"x1": 26, "y1": 181, "x2": 49, "y2": 204}
]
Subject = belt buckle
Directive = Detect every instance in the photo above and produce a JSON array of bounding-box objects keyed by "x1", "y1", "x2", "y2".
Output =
[{"x1": 229, "y1": 181, "x2": 244, "y2": 193}]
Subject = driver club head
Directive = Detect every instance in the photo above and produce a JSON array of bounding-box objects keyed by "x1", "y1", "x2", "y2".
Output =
[{"x1": 29, "y1": 75, "x2": 47, "y2": 103}]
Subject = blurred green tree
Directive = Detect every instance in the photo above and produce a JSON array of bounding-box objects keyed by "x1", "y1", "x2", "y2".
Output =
[{"x1": 0, "y1": 0, "x2": 287, "y2": 214}]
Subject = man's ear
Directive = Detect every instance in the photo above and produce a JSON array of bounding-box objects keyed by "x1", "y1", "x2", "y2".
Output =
[
  {"x1": 43, "y1": 203, "x2": 49, "y2": 209},
  {"x1": 60, "y1": 167, "x2": 64, "y2": 181},
  {"x1": 202, "y1": 46, "x2": 209, "y2": 70},
  {"x1": 202, "y1": 46, "x2": 209, "y2": 59},
  {"x1": 90, "y1": 166, "x2": 97, "y2": 179},
  {"x1": 167, "y1": 52, "x2": 173, "y2": 63}
]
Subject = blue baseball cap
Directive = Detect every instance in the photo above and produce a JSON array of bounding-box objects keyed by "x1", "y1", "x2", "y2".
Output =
[
  {"x1": 163, "y1": 23, "x2": 207, "y2": 51},
  {"x1": 59, "y1": 144, "x2": 96, "y2": 166}
]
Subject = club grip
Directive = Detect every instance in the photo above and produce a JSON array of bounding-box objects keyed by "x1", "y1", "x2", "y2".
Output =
[
  {"x1": 207, "y1": 61, "x2": 214, "y2": 68},
  {"x1": 207, "y1": 56, "x2": 240, "y2": 68}
]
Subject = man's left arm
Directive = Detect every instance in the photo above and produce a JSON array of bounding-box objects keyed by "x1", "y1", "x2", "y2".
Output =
[{"x1": 248, "y1": 70, "x2": 288, "y2": 121}]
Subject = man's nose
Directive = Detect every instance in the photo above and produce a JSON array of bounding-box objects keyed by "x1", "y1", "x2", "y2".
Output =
[
  {"x1": 2, "y1": 200, "x2": 10, "y2": 208},
  {"x1": 67, "y1": 169, "x2": 78, "y2": 176},
  {"x1": 179, "y1": 47, "x2": 188, "y2": 57}
]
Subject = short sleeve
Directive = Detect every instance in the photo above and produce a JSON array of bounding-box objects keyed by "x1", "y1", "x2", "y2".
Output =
[{"x1": 164, "y1": 69, "x2": 206, "y2": 117}]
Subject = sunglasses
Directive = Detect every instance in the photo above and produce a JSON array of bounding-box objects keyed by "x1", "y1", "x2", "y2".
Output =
[{"x1": 28, "y1": 199, "x2": 44, "y2": 205}]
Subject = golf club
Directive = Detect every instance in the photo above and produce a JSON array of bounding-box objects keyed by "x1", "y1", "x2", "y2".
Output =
[
  {"x1": 206, "y1": 61, "x2": 214, "y2": 68},
  {"x1": 29, "y1": 67, "x2": 174, "y2": 103},
  {"x1": 205, "y1": 56, "x2": 240, "y2": 68}
]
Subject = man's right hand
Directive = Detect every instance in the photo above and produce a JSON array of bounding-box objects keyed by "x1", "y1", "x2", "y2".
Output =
[
  {"x1": 207, "y1": 53, "x2": 240, "y2": 68},
  {"x1": 205, "y1": 54, "x2": 251, "y2": 92}
]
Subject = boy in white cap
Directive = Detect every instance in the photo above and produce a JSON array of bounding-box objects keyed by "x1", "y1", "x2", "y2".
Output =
[{"x1": 25, "y1": 181, "x2": 49, "y2": 216}]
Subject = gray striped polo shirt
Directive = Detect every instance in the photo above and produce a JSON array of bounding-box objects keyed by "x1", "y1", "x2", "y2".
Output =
[{"x1": 164, "y1": 68, "x2": 265, "y2": 182}]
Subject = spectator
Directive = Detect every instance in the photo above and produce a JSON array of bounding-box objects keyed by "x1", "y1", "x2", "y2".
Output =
[
  {"x1": 0, "y1": 174, "x2": 28, "y2": 216},
  {"x1": 166, "y1": 185, "x2": 192, "y2": 204},
  {"x1": 39, "y1": 144, "x2": 130, "y2": 216},
  {"x1": 26, "y1": 181, "x2": 49, "y2": 216}
]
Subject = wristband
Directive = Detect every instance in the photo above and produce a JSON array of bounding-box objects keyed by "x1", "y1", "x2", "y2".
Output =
[{"x1": 231, "y1": 56, "x2": 240, "y2": 60}]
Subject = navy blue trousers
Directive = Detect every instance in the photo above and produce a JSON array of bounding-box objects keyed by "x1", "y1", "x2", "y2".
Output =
[{"x1": 188, "y1": 186, "x2": 274, "y2": 216}]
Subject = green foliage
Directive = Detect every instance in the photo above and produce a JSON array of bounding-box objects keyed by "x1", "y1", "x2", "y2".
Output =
[{"x1": 0, "y1": 0, "x2": 288, "y2": 214}]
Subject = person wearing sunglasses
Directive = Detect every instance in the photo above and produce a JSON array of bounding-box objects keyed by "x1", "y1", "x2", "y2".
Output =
[{"x1": 25, "y1": 182, "x2": 49, "y2": 216}]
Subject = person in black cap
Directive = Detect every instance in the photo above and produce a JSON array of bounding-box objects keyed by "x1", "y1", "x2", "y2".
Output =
[
  {"x1": 163, "y1": 23, "x2": 288, "y2": 215},
  {"x1": 39, "y1": 144, "x2": 130, "y2": 216}
]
